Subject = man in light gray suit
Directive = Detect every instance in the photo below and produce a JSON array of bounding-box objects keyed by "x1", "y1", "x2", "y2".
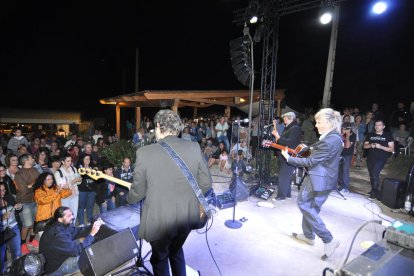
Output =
[
  {"x1": 128, "y1": 109, "x2": 212, "y2": 276},
  {"x1": 281, "y1": 108, "x2": 343, "y2": 260}
]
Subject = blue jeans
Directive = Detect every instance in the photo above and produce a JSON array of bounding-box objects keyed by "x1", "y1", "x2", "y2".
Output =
[
  {"x1": 77, "y1": 191, "x2": 96, "y2": 225},
  {"x1": 367, "y1": 155, "x2": 387, "y2": 193},
  {"x1": 298, "y1": 178, "x2": 333, "y2": 244},
  {"x1": 48, "y1": 256, "x2": 79, "y2": 276},
  {"x1": 0, "y1": 224, "x2": 21, "y2": 272},
  {"x1": 217, "y1": 135, "x2": 230, "y2": 152},
  {"x1": 99, "y1": 197, "x2": 116, "y2": 213},
  {"x1": 338, "y1": 155, "x2": 352, "y2": 190}
]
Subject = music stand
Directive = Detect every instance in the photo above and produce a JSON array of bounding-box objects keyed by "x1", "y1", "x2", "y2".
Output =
[
  {"x1": 225, "y1": 119, "x2": 246, "y2": 229},
  {"x1": 111, "y1": 200, "x2": 153, "y2": 276}
]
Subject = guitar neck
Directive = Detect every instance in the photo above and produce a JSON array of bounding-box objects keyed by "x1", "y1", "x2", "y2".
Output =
[
  {"x1": 100, "y1": 174, "x2": 132, "y2": 190},
  {"x1": 267, "y1": 142, "x2": 296, "y2": 155}
]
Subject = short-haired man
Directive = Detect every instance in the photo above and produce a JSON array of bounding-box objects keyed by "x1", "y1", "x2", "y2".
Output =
[
  {"x1": 39, "y1": 206, "x2": 103, "y2": 275},
  {"x1": 128, "y1": 109, "x2": 212, "y2": 275}
]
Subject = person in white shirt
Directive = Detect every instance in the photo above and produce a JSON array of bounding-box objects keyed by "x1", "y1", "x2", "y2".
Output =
[{"x1": 215, "y1": 116, "x2": 230, "y2": 152}]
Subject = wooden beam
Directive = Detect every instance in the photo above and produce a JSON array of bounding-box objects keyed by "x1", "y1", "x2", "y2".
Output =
[
  {"x1": 178, "y1": 102, "x2": 213, "y2": 108},
  {"x1": 144, "y1": 91, "x2": 258, "y2": 100},
  {"x1": 181, "y1": 98, "x2": 239, "y2": 107}
]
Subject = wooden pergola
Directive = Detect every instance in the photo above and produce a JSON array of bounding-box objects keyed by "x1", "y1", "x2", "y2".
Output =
[{"x1": 99, "y1": 89, "x2": 286, "y2": 138}]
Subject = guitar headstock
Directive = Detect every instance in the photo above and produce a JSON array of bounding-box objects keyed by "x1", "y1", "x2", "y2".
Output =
[
  {"x1": 261, "y1": 139, "x2": 272, "y2": 148},
  {"x1": 78, "y1": 168, "x2": 103, "y2": 181}
]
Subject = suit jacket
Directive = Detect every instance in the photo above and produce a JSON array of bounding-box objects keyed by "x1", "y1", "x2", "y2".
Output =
[
  {"x1": 287, "y1": 130, "x2": 343, "y2": 191},
  {"x1": 127, "y1": 135, "x2": 212, "y2": 242}
]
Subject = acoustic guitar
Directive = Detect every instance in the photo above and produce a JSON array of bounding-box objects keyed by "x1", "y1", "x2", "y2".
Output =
[
  {"x1": 78, "y1": 168, "x2": 131, "y2": 190},
  {"x1": 261, "y1": 139, "x2": 311, "y2": 158}
]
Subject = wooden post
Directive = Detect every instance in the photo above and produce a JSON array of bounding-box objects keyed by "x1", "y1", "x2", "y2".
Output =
[
  {"x1": 172, "y1": 99, "x2": 180, "y2": 114},
  {"x1": 135, "y1": 106, "x2": 141, "y2": 131},
  {"x1": 225, "y1": 106, "x2": 231, "y2": 118},
  {"x1": 275, "y1": 90, "x2": 286, "y2": 117},
  {"x1": 116, "y1": 104, "x2": 121, "y2": 139},
  {"x1": 193, "y1": 107, "x2": 198, "y2": 118}
]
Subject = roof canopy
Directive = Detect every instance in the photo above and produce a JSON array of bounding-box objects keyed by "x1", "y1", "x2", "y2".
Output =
[{"x1": 99, "y1": 89, "x2": 285, "y2": 109}]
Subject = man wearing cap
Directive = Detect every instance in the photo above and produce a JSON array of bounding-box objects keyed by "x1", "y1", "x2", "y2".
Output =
[{"x1": 272, "y1": 112, "x2": 302, "y2": 201}]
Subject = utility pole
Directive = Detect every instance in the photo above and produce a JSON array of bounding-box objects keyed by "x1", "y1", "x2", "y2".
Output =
[{"x1": 322, "y1": 5, "x2": 340, "y2": 108}]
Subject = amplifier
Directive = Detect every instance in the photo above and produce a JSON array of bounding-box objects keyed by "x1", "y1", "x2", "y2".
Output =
[{"x1": 339, "y1": 239, "x2": 414, "y2": 276}]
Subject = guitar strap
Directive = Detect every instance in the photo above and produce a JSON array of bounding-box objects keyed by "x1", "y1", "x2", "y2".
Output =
[{"x1": 159, "y1": 141, "x2": 212, "y2": 219}]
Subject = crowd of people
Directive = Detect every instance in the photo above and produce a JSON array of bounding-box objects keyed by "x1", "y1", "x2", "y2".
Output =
[{"x1": 1, "y1": 101, "x2": 413, "y2": 273}]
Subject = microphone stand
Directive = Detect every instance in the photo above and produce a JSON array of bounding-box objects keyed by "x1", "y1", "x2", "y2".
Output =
[{"x1": 225, "y1": 120, "x2": 243, "y2": 229}]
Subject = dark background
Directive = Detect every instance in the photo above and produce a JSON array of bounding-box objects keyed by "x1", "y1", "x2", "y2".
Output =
[{"x1": 1, "y1": 0, "x2": 413, "y2": 120}]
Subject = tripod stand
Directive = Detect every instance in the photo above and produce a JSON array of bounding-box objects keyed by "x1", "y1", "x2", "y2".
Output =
[{"x1": 112, "y1": 201, "x2": 152, "y2": 276}]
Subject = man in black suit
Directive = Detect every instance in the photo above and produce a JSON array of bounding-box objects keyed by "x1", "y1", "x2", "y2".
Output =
[
  {"x1": 272, "y1": 112, "x2": 302, "y2": 201},
  {"x1": 281, "y1": 108, "x2": 343, "y2": 260},
  {"x1": 128, "y1": 109, "x2": 212, "y2": 276}
]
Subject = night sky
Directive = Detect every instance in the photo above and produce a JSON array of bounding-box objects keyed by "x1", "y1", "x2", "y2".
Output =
[{"x1": 1, "y1": 0, "x2": 413, "y2": 119}]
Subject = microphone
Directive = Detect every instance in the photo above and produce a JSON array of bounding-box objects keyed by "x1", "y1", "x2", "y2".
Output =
[{"x1": 233, "y1": 118, "x2": 249, "y2": 124}]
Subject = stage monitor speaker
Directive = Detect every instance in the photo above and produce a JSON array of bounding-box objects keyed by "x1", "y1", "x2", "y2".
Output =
[
  {"x1": 379, "y1": 178, "x2": 407, "y2": 209},
  {"x1": 79, "y1": 228, "x2": 139, "y2": 276}
]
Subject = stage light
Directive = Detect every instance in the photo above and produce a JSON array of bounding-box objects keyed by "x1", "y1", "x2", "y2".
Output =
[
  {"x1": 320, "y1": 11, "x2": 333, "y2": 24},
  {"x1": 9, "y1": 252, "x2": 46, "y2": 276},
  {"x1": 372, "y1": 1, "x2": 387, "y2": 14},
  {"x1": 245, "y1": 0, "x2": 259, "y2": 24},
  {"x1": 250, "y1": 15, "x2": 258, "y2": 24}
]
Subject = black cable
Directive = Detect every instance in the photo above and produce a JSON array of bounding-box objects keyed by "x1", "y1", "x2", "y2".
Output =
[
  {"x1": 204, "y1": 216, "x2": 223, "y2": 276},
  {"x1": 340, "y1": 219, "x2": 383, "y2": 268},
  {"x1": 322, "y1": 267, "x2": 334, "y2": 276}
]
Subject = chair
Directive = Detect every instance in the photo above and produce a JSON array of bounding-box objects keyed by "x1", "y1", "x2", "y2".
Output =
[{"x1": 400, "y1": 137, "x2": 413, "y2": 157}]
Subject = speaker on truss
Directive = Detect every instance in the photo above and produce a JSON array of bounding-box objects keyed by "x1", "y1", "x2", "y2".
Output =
[{"x1": 229, "y1": 36, "x2": 252, "y2": 87}]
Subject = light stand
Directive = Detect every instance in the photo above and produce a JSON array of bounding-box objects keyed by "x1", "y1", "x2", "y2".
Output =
[
  {"x1": 111, "y1": 201, "x2": 153, "y2": 276},
  {"x1": 225, "y1": 120, "x2": 245, "y2": 229}
]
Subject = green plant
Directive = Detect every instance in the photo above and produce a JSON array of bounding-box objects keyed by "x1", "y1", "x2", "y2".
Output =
[{"x1": 100, "y1": 140, "x2": 137, "y2": 168}]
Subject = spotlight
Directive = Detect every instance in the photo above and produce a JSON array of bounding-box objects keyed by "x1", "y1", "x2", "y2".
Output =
[
  {"x1": 245, "y1": 0, "x2": 259, "y2": 25},
  {"x1": 9, "y1": 252, "x2": 46, "y2": 276},
  {"x1": 320, "y1": 11, "x2": 333, "y2": 24},
  {"x1": 372, "y1": 1, "x2": 387, "y2": 14}
]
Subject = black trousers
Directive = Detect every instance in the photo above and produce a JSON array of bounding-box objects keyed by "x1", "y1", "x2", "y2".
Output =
[
  {"x1": 277, "y1": 159, "x2": 296, "y2": 199},
  {"x1": 149, "y1": 231, "x2": 190, "y2": 276}
]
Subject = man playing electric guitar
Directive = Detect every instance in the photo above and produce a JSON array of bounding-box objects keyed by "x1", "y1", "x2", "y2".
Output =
[{"x1": 271, "y1": 112, "x2": 303, "y2": 201}]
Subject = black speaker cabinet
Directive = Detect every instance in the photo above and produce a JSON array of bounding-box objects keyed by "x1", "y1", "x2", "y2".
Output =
[
  {"x1": 379, "y1": 178, "x2": 407, "y2": 209},
  {"x1": 79, "y1": 228, "x2": 139, "y2": 276}
]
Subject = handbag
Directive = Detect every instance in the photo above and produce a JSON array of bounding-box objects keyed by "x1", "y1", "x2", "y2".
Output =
[
  {"x1": 159, "y1": 141, "x2": 212, "y2": 229},
  {"x1": 1, "y1": 203, "x2": 16, "y2": 245}
]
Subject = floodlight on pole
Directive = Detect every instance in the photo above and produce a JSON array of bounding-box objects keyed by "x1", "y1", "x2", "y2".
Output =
[
  {"x1": 372, "y1": 1, "x2": 387, "y2": 14},
  {"x1": 320, "y1": 12, "x2": 333, "y2": 24}
]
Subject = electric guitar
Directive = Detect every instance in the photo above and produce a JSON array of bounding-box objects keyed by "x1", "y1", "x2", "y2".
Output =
[
  {"x1": 78, "y1": 168, "x2": 131, "y2": 190},
  {"x1": 261, "y1": 139, "x2": 311, "y2": 158}
]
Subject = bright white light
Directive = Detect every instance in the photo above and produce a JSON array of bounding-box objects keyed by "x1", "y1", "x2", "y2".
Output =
[
  {"x1": 250, "y1": 16, "x2": 258, "y2": 24},
  {"x1": 372, "y1": 2, "x2": 387, "y2": 14},
  {"x1": 320, "y1": 12, "x2": 332, "y2": 24}
]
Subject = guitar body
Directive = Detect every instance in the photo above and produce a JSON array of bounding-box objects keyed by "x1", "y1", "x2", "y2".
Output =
[{"x1": 261, "y1": 140, "x2": 311, "y2": 158}]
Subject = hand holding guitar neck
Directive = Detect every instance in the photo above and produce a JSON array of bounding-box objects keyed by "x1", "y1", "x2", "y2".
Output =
[{"x1": 78, "y1": 167, "x2": 131, "y2": 190}]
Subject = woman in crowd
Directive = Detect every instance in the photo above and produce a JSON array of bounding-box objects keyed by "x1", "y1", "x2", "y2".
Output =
[
  {"x1": 95, "y1": 162, "x2": 117, "y2": 213},
  {"x1": 33, "y1": 172, "x2": 72, "y2": 231},
  {"x1": 0, "y1": 183, "x2": 22, "y2": 273},
  {"x1": 77, "y1": 154, "x2": 97, "y2": 226},
  {"x1": 5, "y1": 154, "x2": 19, "y2": 180}
]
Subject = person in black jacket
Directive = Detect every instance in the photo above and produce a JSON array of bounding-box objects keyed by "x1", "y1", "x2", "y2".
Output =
[
  {"x1": 272, "y1": 112, "x2": 303, "y2": 201},
  {"x1": 39, "y1": 206, "x2": 103, "y2": 275}
]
